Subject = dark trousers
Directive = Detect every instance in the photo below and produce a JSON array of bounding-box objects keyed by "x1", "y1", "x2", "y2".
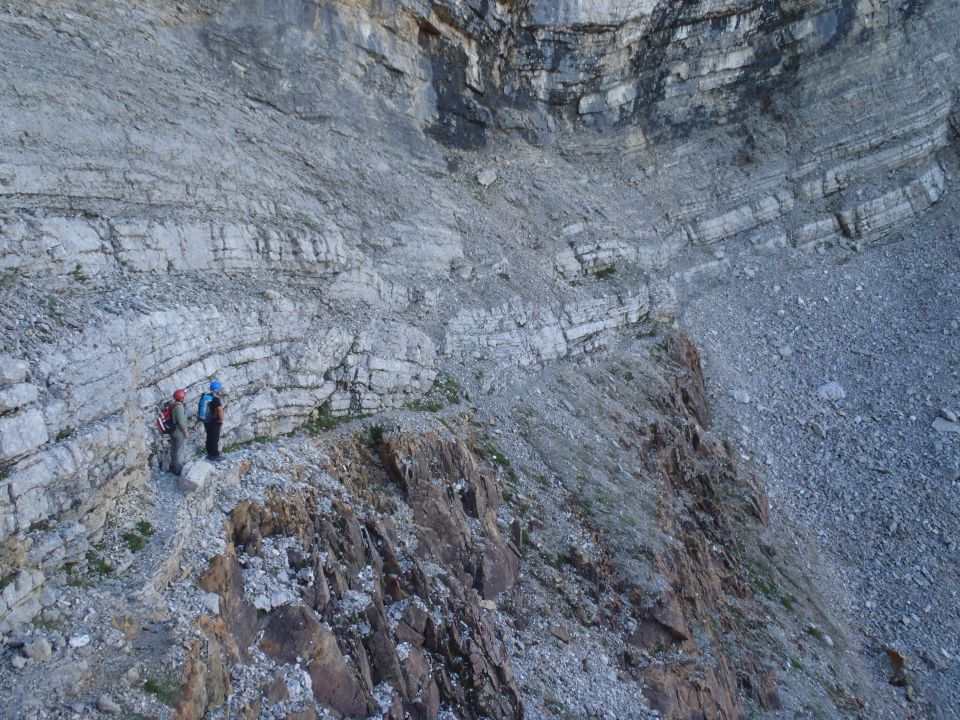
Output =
[{"x1": 204, "y1": 422, "x2": 222, "y2": 459}]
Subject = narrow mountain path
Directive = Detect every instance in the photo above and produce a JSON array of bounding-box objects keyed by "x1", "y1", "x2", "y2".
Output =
[{"x1": 680, "y1": 180, "x2": 960, "y2": 719}]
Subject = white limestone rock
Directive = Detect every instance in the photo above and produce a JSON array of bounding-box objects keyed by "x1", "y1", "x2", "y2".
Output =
[
  {"x1": 817, "y1": 381, "x2": 847, "y2": 402},
  {"x1": 0, "y1": 383, "x2": 39, "y2": 413},
  {"x1": 0, "y1": 409, "x2": 48, "y2": 463},
  {"x1": 178, "y1": 461, "x2": 214, "y2": 494},
  {"x1": 477, "y1": 169, "x2": 497, "y2": 187},
  {"x1": 0, "y1": 357, "x2": 29, "y2": 386}
]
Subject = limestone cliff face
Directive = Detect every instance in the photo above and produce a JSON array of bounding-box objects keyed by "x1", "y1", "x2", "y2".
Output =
[
  {"x1": 0, "y1": 0, "x2": 958, "y2": 641},
  {"x1": 198, "y1": 0, "x2": 956, "y2": 148}
]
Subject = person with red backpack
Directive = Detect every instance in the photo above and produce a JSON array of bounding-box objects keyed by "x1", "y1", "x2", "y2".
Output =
[{"x1": 169, "y1": 389, "x2": 188, "y2": 475}]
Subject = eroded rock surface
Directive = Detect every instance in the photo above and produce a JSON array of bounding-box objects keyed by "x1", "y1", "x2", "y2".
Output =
[{"x1": 0, "y1": 0, "x2": 958, "y2": 717}]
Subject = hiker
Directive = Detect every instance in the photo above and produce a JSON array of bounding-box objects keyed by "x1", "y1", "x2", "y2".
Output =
[
  {"x1": 169, "y1": 389, "x2": 188, "y2": 475},
  {"x1": 199, "y1": 380, "x2": 224, "y2": 461}
]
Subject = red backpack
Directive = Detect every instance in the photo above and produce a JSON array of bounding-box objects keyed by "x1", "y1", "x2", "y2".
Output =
[{"x1": 155, "y1": 401, "x2": 175, "y2": 434}]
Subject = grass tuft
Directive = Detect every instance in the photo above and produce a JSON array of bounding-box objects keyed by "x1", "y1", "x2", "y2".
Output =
[
  {"x1": 143, "y1": 677, "x2": 178, "y2": 706},
  {"x1": 122, "y1": 532, "x2": 146, "y2": 553},
  {"x1": 305, "y1": 407, "x2": 357, "y2": 434},
  {"x1": 594, "y1": 266, "x2": 616, "y2": 279},
  {"x1": 85, "y1": 549, "x2": 114, "y2": 575}
]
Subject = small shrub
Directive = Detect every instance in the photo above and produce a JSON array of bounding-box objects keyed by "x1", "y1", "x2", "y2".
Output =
[
  {"x1": 69, "y1": 263, "x2": 90, "y2": 283},
  {"x1": 143, "y1": 677, "x2": 178, "y2": 706},
  {"x1": 753, "y1": 575, "x2": 776, "y2": 599},
  {"x1": 135, "y1": 521, "x2": 155, "y2": 536},
  {"x1": 305, "y1": 407, "x2": 355, "y2": 434},
  {"x1": 122, "y1": 532, "x2": 146, "y2": 553},
  {"x1": 55, "y1": 427, "x2": 74, "y2": 442},
  {"x1": 406, "y1": 374, "x2": 461, "y2": 412},
  {"x1": 406, "y1": 398, "x2": 444, "y2": 412},
  {"x1": 367, "y1": 424, "x2": 384, "y2": 447},
  {"x1": 0, "y1": 269, "x2": 20, "y2": 288},
  {"x1": 780, "y1": 594, "x2": 797, "y2": 612},
  {"x1": 433, "y1": 375, "x2": 461, "y2": 404},
  {"x1": 477, "y1": 442, "x2": 510, "y2": 468},
  {"x1": 595, "y1": 266, "x2": 616, "y2": 279},
  {"x1": 85, "y1": 550, "x2": 114, "y2": 575},
  {"x1": 623, "y1": 370, "x2": 634, "y2": 382}
]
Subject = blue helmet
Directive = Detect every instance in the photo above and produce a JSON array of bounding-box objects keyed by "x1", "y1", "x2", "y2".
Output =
[{"x1": 210, "y1": 380, "x2": 223, "y2": 392}]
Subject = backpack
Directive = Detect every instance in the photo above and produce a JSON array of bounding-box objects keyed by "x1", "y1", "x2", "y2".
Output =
[
  {"x1": 155, "y1": 401, "x2": 175, "y2": 434},
  {"x1": 197, "y1": 392, "x2": 214, "y2": 423}
]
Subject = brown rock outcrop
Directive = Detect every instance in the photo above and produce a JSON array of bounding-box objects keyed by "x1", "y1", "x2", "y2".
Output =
[
  {"x1": 381, "y1": 433, "x2": 519, "y2": 601},
  {"x1": 622, "y1": 334, "x2": 778, "y2": 719},
  {"x1": 177, "y1": 433, "x2": 522, "y2": 719}
]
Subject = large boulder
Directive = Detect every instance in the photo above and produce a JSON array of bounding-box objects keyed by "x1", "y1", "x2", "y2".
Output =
[{"x1": 260, "y1": 604, "x2": 368, "y2": 719}]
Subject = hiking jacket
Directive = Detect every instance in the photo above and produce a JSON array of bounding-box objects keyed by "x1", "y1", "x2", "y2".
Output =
[{"x1": 172, "y1": 402, "x2": 188, "y2": 435}]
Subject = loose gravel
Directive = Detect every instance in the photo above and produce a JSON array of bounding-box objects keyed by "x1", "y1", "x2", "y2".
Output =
[{"x1": 681, "y1": 181, "x2": 960, "y2": 719}]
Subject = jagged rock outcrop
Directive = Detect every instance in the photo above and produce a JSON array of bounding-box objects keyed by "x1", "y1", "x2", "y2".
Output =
[{"x1": 179, "y1": 434, "x2": 522, "y2": 719}]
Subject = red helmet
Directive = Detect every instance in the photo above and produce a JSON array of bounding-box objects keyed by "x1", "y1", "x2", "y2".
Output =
[{"x1": 173, "y1": 389, "x2": 186, "y2": 401}]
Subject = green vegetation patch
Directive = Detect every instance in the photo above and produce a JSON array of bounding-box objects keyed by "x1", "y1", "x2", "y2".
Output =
[
  {"x1": 305, "y1": 407, "x2": 357, "y2": 434},
  {"x1": 70, "y1": 263, "x2": 90, "y2": 283},
  {"x1": 594, "y1": 266, "x2": 616, "y2": 279},
  {"x1": 143, "y1": 677, "x2": 179, "y2": 706},
  {"x1": 85, "y1": 549, "x2": 114, "y2": 575},
  {"x1": 0, "y1": 269, "x2": 21, "y2": 289},
  {"x1": 475, "y1": 441, "x2": 510, "y2": 469},
  {"x1": 366, "y1": 424, "x2": 384, "y2": 447},
  {"x1": 406, "y1": 374, "x2": 462, "y2": 412},
  {"x1": 122, "y1": 532, "x2": 147, "y2": 553}
]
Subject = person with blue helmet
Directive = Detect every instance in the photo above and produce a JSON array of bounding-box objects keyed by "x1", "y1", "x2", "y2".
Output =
[{"x1": 200, "y1": 380, "x2": 225, "y2": 461}]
